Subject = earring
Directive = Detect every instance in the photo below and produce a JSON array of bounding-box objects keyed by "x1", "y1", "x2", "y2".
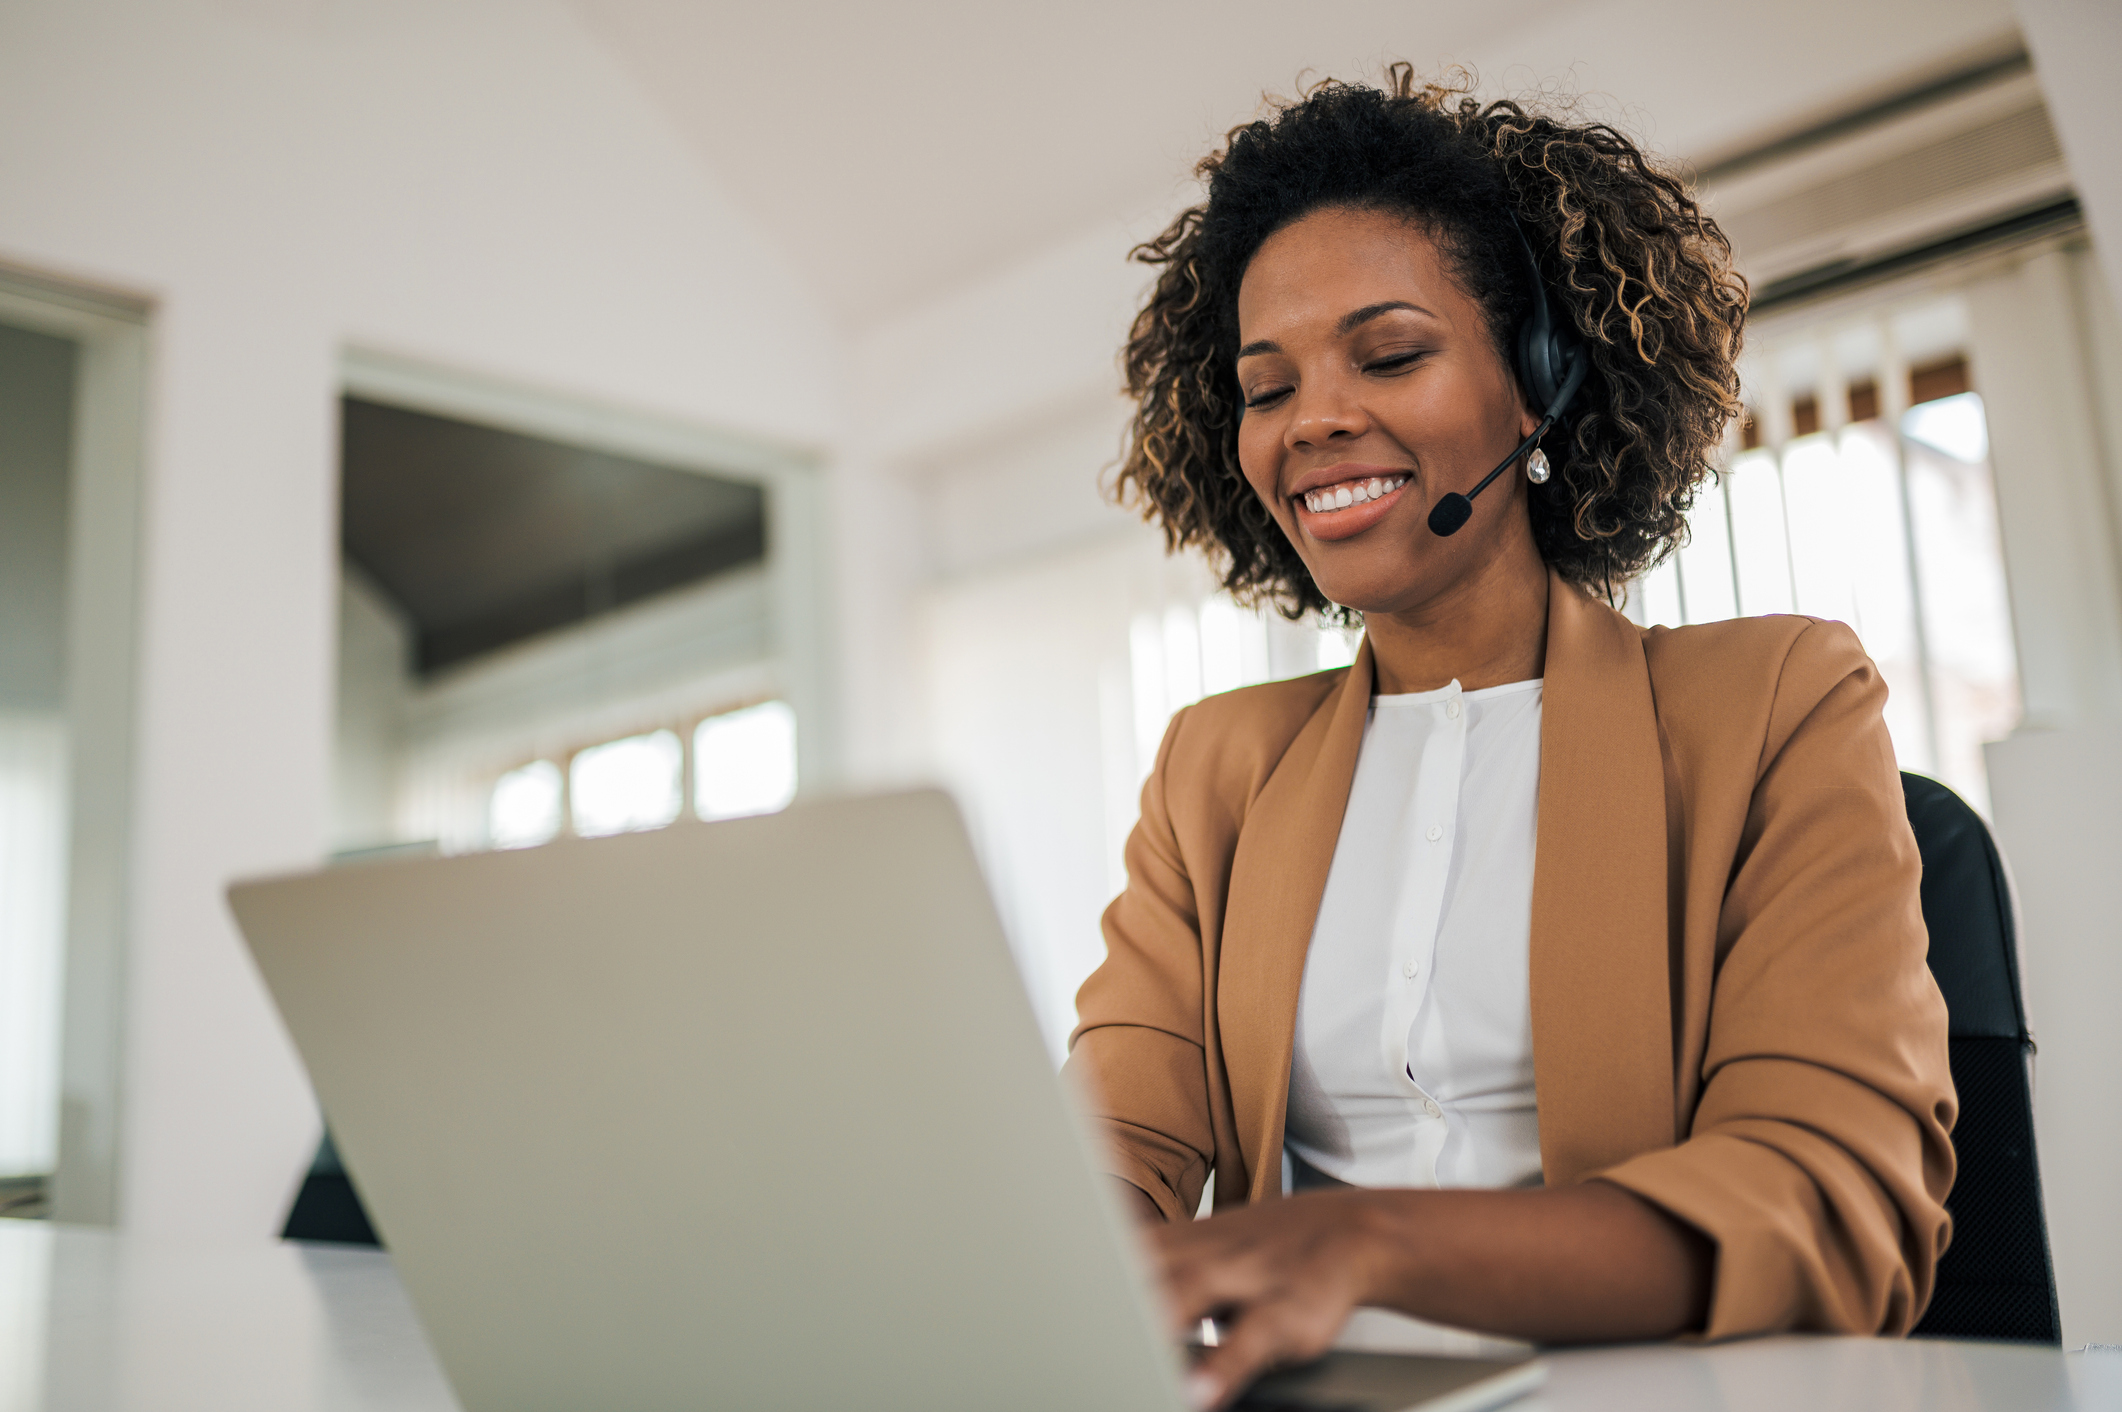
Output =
[{"x1": 1526, "y1": 448, "x2": 1552, "y2": 484}]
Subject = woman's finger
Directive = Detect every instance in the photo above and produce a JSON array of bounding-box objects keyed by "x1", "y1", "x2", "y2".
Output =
[
  {"x1": 1151, "y1": 1225, "x2": 1276, "y2": 1332},
  {"x1": 1183, "y1": 1295, "x2": 1346, "y2": 1411}
]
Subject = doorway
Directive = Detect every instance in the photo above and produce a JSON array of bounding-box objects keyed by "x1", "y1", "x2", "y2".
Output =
[{"x1": 0, "y1": 267, "x2": 149, "y2": 1228}]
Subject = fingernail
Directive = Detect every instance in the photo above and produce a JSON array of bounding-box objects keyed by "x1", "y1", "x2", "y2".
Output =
[{"x1": 1184, "y1": 1370, "x2": 1220, "y2": 1410}]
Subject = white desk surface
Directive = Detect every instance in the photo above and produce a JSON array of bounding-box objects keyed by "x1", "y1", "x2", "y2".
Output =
[{"x1": 1, "y1": 1219, "x2": 2113, "y2": 1411}]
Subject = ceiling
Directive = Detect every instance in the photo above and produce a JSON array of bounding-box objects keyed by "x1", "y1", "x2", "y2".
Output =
[
  {"x1": 571, "y1": 0, "x2": 2021, "y2": 329},
  {"x1": 341, "y1": 398, "x2": 765, "y2": 675}
]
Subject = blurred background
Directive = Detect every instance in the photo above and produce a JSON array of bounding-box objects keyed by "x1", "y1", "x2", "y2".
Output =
[{"x1": 1, "y1": 0, "x2": 2118, "y2": 1352}]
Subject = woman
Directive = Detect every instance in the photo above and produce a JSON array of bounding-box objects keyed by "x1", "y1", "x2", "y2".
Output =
[{"x1": 1064, "y1": 69, "x2": 1955, "y2": 1409}]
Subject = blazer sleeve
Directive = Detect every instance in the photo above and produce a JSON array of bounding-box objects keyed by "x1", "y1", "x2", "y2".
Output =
[
  {"x1": 1061, "y1": 706, "x2": 1216, "y2": 1223},
  {"x1": 1596, "y1": 620, "x2": 1957, "y2": 1337}
]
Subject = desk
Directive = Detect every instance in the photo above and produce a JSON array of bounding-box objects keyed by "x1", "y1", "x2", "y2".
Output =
[{"x1": 1, "y1": 1220, "x2": 2112, "y2": 1411}]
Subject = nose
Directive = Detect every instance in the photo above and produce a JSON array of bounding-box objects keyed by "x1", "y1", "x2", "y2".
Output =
[{"x1": 1285, "y1": 374, "x2": 1368, "y2": 451}]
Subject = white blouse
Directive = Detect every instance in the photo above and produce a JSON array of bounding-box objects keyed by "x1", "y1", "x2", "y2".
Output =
[{"x1": 1284, "y1": 676, "x2": 1544, "y2": 1192}]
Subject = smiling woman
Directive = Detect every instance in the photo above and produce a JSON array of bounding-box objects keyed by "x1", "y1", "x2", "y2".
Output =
[
  {"x1": 1117, "y1": 67, "x2": 1746, "y2": 622},
  {"x1": 1070, "y1": 68, "x2": 1954, "y2": 1411}
]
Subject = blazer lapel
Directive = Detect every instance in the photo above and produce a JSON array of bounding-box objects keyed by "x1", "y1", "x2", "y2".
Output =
[
  {"x1": 1219, "y1": 640, "x2": 1374, "y2": 1201},
  {"x1": 1532, "y1": 571, "x2": 1677, "y2": 1180}
]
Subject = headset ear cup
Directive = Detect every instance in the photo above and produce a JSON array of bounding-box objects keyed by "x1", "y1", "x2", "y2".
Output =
[
  {"x1": 1549, "y1": 328, "x2": 1587, "y2": 417},
  {"x1": 1527, "y1": 316, "x2": 1544, "y2": 409},
  {"x1": 1509, "y1": 213, "x2": 1588, "y2": 422},
  {"x1": 1516, "y1": 316, "x2": 1555, "y2": 412}
]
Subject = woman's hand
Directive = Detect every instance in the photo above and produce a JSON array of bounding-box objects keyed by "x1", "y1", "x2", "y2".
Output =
[
  {"x1": 1150, "y1": 1190, "x2": 1391, "y2": 1410},
  {"x1": 1141, "y1": 1182, "x2": 1714, "y2": 1411}
]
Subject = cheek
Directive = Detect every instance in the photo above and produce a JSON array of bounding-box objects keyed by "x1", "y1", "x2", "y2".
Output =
[
  {"x1": 1236, "y1": 417, "x2": 1287, "y2": 514},
  {"x1": 1384, "y1": 357, "x2": 1510, "y2": 449},
  {"x1": 1373, "y1": 378, "x2": 1452, "y2": 446}
]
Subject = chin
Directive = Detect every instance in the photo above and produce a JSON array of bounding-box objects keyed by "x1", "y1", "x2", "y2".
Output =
[
  {"x1": 1312, "y1": 585, "x2": 1403, "y2": 620},
  {"x1": 1308, "y1": 564, "x2": 1432, "y2": 618}
]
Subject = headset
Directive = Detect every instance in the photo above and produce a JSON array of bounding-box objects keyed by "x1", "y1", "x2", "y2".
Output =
[{"x1": 1425, "y1": 214, "x2": 1590, "y2": 537}]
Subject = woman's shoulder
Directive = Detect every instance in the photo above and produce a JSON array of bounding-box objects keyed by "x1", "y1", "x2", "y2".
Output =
[
  {"x1": 1640, "y1": 612, "x2": 1883, "y2": 760},
  {"x1": 1155, "y1": 669, "x2": 1348, "y2": 805},
  {"x1": 1171, "y1": 668, "x2": 1346, "y2": 753},
  {"x1": 1641, "y1": 612, "x2": 1872, "y2": 689}
]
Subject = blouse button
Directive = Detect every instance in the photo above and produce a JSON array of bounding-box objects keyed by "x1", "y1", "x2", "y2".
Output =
[
  {"x1": 1424, "y1": 1098, "x2": 1443, "y2": 1119},
  {"x1": 1402, "y1": 960, "x2": 1419, "y2": 980},
  {"x1": 1425, "y1": 824, "x2": 1443, "y2": 842},
  {"x1": 1445, "y1": 700, "x2": 1461, "y2": 720}
]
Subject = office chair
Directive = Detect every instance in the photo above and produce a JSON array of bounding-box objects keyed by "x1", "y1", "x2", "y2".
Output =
[
  {"x1": 1902, "y1": 772, "x2": 2061, "y2": 1343},
  {"x1": 281, "y1": 1130, "x2": 382, "y2": 1247}
]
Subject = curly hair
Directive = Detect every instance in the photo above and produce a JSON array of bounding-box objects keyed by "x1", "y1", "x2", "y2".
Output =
[{"x1": 1114, "y1": 65, "x2": 1749, "y2": 616}]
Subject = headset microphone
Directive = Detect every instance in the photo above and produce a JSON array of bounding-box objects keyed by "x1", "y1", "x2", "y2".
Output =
[
  {"x1": 1426, "y1": 358, "x2": 1588, "y2": 536},
  {"x1": 1427, "y1": 216, "x2": 1589, "y2": 538}
]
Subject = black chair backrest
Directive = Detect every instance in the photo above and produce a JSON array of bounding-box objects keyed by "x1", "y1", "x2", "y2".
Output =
[
  {"x1": 281, "y1": 1129, "x2": 382, "y2": 1247},
  {"x1": 1901, "y1": 771, "x2": 2061, "y2": 1343}
]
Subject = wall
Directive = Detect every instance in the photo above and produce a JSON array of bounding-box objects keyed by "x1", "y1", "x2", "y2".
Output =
[
  {"x1": 836, "y1": 212, "x2": 1167, "y2": 788},
  {"x1": 1969, "y1": 242, "x2": 2122, "y2": 1345},
  {"x1": 2003, "y1": 58, "x2": 2122, "y2": 1345},
  {"x1": 2016, "y1": 0, "x2": 2122, "y2": 304},
  {"x1": 921, "y1": 534, "x2": 1157, "y2": 1057},
  {"x1": 0, "y1": 0, "x2": 839, "y2": 1237},
  {"x1": 333, "y1": 568, "x2": 409, "y2": 853},
  {"x1": 840, "y1": 211, "x2": 1167, "y2": 1049}
]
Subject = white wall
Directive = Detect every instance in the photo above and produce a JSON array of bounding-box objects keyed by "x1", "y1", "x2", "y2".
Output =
[
  {"x1": 921, "y1": 534, "x2": 1158, "y2": 1057},
  {"x1": 1968, "y1": 242, "x2": 2122, "y2": 1345},
  {"x1": 0, "y1": 0, "x2": 839, "y2": 1238},
  {"x1": 839, "y1": 211, "x2": 1168, "y2": 785},
  {"x1": 333, "y1": 568, "x2": 410, "y2": 853},
  {"x1": 2017, "y1": 0, "x2": 2122, "y2": 305}
]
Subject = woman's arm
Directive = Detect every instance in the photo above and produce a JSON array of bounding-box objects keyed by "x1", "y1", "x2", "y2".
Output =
[
  {"x1": 1589, "y1": 621, "x2": 1954, "y2": 1336},
  {"x1": 1065, "y1": 703, "x2": 1219, "y2": 1221},
  {"x1": 1156, "y1": 1184, "x2": 1712, "y2": 1410}
]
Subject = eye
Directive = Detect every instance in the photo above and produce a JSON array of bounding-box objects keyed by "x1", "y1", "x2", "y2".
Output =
[
  {"x1": 1363, "y1": 350, "x2": 1426, "y2": 375},
  {"x1": 1243, "y1": 385, "x2": 1292, "y2": 411}
]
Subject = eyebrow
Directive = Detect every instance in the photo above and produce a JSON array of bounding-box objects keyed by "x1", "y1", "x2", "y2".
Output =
[{"x1": 1235, "y1": 301, "x2": 1435, "y2": 359}]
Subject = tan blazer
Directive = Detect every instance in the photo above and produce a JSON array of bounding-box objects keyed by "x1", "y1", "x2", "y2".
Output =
[{"x1": 1065, "y1": 571, "x2": 1955, "y2": 1338}]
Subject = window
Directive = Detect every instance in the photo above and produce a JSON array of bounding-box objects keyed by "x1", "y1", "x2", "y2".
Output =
[
  {"x1": 488, "y1": 759, "x2": 563, "y2": 849},
  {"x1": 569, "y1": 730, "x2": 684, "y2": 838},
  {"x1": 1632, "y1": 303, "x2": 2020, "y2": 813},
  {"x1": 480, "y1": 700, "x2": 798, "y2": 849},
  {"x1": 694, "y1": 700, "x2": 798, "y2": 821}
]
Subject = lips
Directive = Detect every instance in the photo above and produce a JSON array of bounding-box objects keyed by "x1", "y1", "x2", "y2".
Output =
[{"x1": 1290, "y1": 469, "x2": 1413, "y2": 542}]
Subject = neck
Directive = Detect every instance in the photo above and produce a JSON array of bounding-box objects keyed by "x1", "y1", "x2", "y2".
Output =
[{"x1": 1363, "y1": 536, "x2": 1551, "y2": 695}]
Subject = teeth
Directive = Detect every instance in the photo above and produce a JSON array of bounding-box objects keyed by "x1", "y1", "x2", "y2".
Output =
[{"x1": 1302, "y1": 475, "x2": 1407, "y2": 514}]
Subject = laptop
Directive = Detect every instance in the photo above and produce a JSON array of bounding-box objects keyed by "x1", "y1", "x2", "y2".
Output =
[{"x1": 230, "y1": 789, "x2": 1542, "y2": 1412}]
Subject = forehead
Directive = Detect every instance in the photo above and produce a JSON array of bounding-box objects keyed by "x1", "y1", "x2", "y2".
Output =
[{"x1": 1236, "y1": 207, "x2": 1468, "y2": 335}]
